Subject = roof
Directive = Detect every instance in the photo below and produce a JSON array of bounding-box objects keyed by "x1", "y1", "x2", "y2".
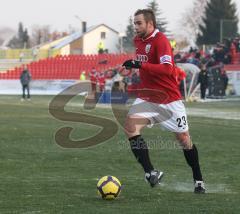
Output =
[
  {"x1": 53, "y1": 24, "x2": 119, "y2": 49},
  {"x1": 39, "y1": 36, "x2": 68, "y2": 50}
]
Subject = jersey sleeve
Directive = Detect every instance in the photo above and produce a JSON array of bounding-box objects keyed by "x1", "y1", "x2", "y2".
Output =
[{"x1": 156, "y1": 35, "x2": 174, "y2": 66}]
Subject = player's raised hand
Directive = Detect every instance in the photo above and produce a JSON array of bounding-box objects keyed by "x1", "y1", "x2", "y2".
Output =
[{"x1": 122, "y1": 59, "x2": 142, "y2": 70}]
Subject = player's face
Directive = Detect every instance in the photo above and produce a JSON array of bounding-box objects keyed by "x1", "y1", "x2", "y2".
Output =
[{"x1": 134, "y1": 14, "x2": 153, "y2": 38}]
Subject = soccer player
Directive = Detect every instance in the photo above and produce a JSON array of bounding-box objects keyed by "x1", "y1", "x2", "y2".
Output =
[{"x1": 122, "y1": 9, "x2": 205, "y2": 193}]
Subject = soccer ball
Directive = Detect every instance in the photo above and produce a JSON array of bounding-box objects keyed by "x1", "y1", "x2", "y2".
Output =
[{"x1": 97, "y1": 176, "x2": 121, "y2": 200}]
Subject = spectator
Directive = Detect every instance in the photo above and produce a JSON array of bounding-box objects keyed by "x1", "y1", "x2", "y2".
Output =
[
  {"x1": 32, "y1": 48, "x2": 38, "y2": 61},
  {"x1": 80, "y1": 71, "x2": 86, "y2": 81},
  {"x1": 131, "y1": 69, "x2": 140, "y2": 85},
  {"x1": 237, "y1": 37, "x2": 240, "y2": 52},
  {"x1": 174, "y1": 52, "x2": 182, "y2": 63},
  {"x1": 19, "y1": 52, "x2": 25, "y2": 62},
  {"x1": 127, "y1": 69, "x2": 140, "y2": 97},
  {"x1": 97, "y1": 70, "x2": 106, "y2": 92},
  {"x1": 122, "y1": 75, "x2": 130, "y2": 92},
  {"x1": 198, "y1": 64, "x2": 208, "y2": 100},
  {"x1": 230, "y1": 41, "x2": 237, "y2": 63},
  {"x1": 89, "y1": 67, "x2": 97, "y2": 93},
  {"x1": 221, "y1": 70, "x2": 229, "y2": 96},
  {"x1": 97, "y1": 41, "x2": 105, "y2": 54},
  {"x1": 213, "y1": 44, "x2": 226, "y2": 63},
  {"x1": 20, "y1": 65, "x2": 31, "y2": 101}
]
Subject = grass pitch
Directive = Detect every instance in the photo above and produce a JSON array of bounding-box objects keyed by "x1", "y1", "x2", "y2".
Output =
[{"x1": 0, "y1": 95, "x2": 240, "y2": 213}]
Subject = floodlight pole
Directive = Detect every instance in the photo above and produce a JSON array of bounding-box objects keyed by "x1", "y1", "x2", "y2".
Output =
[{"x1": 220, "y1": 19, "x2": 223, "y2": 43}]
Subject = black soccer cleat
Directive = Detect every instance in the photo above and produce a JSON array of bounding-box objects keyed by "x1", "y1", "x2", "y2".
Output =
[
  {"x1": 145, "y1": 170, "x2": 164, "y2": 188},
  {"x1": 194, "y1": 180, "x2": 206, "y2": 194}
]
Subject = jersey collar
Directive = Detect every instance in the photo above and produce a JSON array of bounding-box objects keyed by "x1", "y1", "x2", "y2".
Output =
[{"x1": 143, "y1": 29, "x2": 159, "y2": 41}]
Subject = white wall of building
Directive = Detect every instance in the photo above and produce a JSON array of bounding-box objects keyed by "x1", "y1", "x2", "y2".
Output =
[{"x1": 83, "y1": 25, "x2": 119, "y2": 54}]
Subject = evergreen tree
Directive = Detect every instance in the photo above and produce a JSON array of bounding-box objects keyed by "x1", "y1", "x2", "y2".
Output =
[
  {"x1": 147, "y1": 0, "x2": 168, "y2": 33},
  {"x1": 197, "y1": 0, "x2": 239, "y2": 45},
  {"x1": 8, "y1": 22, "x2": 29, "y2": 48},
  {"x1": 23, "y1": 29, "x2": 29, "y2": 48},
  {"x1": 123, "y1": 16, "x2": 135, "y2": 52},
  {"x1": 18, "y1": 22, "x2": 24, "y2": 45}
]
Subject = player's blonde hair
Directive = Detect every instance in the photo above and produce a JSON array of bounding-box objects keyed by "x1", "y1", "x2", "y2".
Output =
[{"x1": 134, "y1": 9, "x2": 157, "y2": 28}]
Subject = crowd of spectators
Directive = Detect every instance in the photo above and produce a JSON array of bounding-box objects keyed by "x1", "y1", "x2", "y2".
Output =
[
  {"x1": 173, "y1": 37, "x2": 240, "y2": 99},
  {"x1": 174, "y1": 36, "x2": 240, "y2": 68}
]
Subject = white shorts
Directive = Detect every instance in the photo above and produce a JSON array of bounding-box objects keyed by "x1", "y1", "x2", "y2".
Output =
[{"x1": 128, "y1": 98, "x2": 189, "y2": 133}]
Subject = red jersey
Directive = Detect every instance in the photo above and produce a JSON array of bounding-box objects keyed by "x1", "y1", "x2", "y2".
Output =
[
  {"x1": 90, "y1": 69, "x2": 97, "y2": 83},
  {"x1": 97, "y1": 71, "x2": 106, "y2": 85},
  {"x1": 134, "y1": 29, "x2": 182, "y2": 104}
]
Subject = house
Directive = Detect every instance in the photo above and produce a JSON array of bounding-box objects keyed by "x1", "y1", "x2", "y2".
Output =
[{"x1": 39, "y1": 24, "x2": 120, "y2": 55}]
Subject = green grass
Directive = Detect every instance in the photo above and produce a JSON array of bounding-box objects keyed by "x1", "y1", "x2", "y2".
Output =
[{"x1": 0, "y1": 95, "x2": 240, "y2": 214}]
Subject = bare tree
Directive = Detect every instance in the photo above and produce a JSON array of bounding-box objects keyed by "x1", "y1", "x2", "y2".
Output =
[
  {"x1": 0, "y1": 27, "x2": 15, "y2": 47},
  {"x1": 30, "y1": 25, "x2": 52, "y2": 46},
  {"x1": 177, "y1": 0, "x2": 208, "y2": 46},
  {"x1": 50, "y1": 31, "x2": 68, "y2": 41},
  {"x1": 30, "y1": 25, "x2": 69, "y2": 47}
]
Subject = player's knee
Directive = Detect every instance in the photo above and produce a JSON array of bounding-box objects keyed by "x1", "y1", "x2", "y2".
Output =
[
  {"x1": 124, "y1": 123, "x2": 131, "y2": 135},
  {"x1": 124, "y1": 117, "x2": 137, "y2": 138},
  {"x1": 176, "y1": 132, "x2": 192, "y2": 149}
]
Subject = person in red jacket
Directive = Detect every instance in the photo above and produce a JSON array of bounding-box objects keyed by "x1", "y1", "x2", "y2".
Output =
[
  {"x1": 89, "y1": 67, "x2": 97, "y2": 93},
  {"x1": 97, "y1": 70, "x2": 106, "y2": 92},
  {"x1": 122, "y1": 9, "x2": 205, "y2": 193},
  {"x1": 230, "y1": 41, "x2": 237, "y2": 63}
]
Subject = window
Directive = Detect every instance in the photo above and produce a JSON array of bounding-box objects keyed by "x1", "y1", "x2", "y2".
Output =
[{"x1": 101, "y1": 32, "x2": 106, "y2": 39}]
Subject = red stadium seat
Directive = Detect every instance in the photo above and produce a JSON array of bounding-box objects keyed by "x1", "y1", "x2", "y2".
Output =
[{"x1": 1, "y1": 54, "x2": 135, "y2": 80}]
